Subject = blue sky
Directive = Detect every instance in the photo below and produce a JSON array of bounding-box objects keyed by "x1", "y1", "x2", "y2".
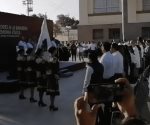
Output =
[{"x1": 0, "y1": 0, "x2": 79, "y2": 22}]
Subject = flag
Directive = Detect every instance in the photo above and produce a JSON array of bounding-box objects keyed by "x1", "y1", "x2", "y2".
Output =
[{"x1": 35, "y1": 16, "x2": 52, "y2": 52}]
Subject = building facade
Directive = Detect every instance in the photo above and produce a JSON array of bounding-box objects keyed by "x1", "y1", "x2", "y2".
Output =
[
  {"x1": 78, "y1": 0, "x2": 150, "y2": 41},
  {"x1": 55, "y1": 27, "x2": 78, "y2": 41}
]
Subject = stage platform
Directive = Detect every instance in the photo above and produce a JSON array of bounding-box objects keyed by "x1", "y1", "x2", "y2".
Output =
[
  {"x1": 59, "y1": 61, "x2": 85, "y2": 71},
  {"x1": 0, "y1": 61, "x2": 86, "y2": 93}
]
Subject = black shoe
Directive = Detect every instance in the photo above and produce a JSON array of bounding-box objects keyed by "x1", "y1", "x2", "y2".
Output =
[
  {"x1": 49, "y1": 105, "x2": 58, "y2": 111},
  {"x1": 19, "y1": 95, "x2": 26, "y2": 100},
  {"x1": 38, "y1": 101, "x2": 47, "y2": 107},
  {"x1": 30, "y1": 98, "x2": 37, "y2": 103}
]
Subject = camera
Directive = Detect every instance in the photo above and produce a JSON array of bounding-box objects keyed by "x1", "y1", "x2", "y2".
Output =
[{"x1": 87, "y1": 82, "x2": 126, "y2": 104}]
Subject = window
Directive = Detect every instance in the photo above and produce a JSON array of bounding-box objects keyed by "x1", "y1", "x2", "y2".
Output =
[
  {"x1": 94, "y1": 0, "x2": 120, "y2": 13},
  {"x1": 109, "y1": 28, "x2": 120, "y2": 39},
  {"x1": 93, "y1": 29, "x2": 104, "y2": 40},
  {"x1": 143, "y1": 0, "x2": 150, "y2": 11},
  {"x1": 142, "y1": 27, "x2": 150, "y2": 39}
]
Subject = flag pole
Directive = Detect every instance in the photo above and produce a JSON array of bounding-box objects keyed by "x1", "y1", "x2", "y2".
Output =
[
  {"x1": 35, "y1": 14, "x2": 52, "y2": 52},
  {"x1": 121, "y1": 0, "x2": 128, "y2": 42}
]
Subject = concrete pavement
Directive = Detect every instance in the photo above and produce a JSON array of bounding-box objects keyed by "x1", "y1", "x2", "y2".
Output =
[
  {"x1": 0, "y1": 69, "x2": 86, "y2": 125},
  {"x1": 0, "y1": 69, "x2": 150, "y2": 125}
]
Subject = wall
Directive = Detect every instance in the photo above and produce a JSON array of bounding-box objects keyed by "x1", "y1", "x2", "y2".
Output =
[
  {"x1": 79, "y1": 0, "x2": 88, "y2": 25},
  {"x1": 80, "y1": 0, "x2": 150, "y2": 25},
  {"x1": 137, "y1": 0, "x2": 143, "y2": 11},
  {"x1": 88, "y1": 14, "x2": 122, "y2": 25},
  {"x1": 128, "y1": 0, "x2": 137, "y2": 23},
  {"x1": 137, "y1": 13, "x2": 150, "y2": 23},
  {"x1": 78, "y1": 22, "x2": 150, "y2": 41},
  {"x1": 79, "y1": 0, "x2": 150, "y2": 41},
  {"x1": 78, "y1": 24, "x2": 121, "y2": 41}
]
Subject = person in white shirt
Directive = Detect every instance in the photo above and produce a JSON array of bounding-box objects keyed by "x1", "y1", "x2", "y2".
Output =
[
  {"x1": 137, "y1": 40, "x2": 144, "y2": 72},
  {"x1": 131, "y1": 41, "x2": 141, "y2": 75},
  {"x1": 78, "y1": 43, "x2": 84, "y2": 61},
  {"x1": 87, "y1": 41, "x2": 91, "y2": 50},
  {"x1": 127, "y1": 45, "x2": 138, "y2": 82},
  {"x1": 144, "y1": 40, "x2": 150, "y2": 68},
  {"x1": 89, "y1": 41, "x2": 97, "y2": 53},
  {"x1": 27, "y1": 40, "x2": 34, "y2": 50},
  {"x1": 17, "y1": 36, "x2": 28, "y2": 55},
  {"x1": 137, "y1": 37, "x2": 144, "y2": 59},
  {"x1": 99, "y1": 42, "x2": 114, "y2": 82},
  {"x1": 111, "y1": 43, "x2": 124, "y2": 79},
  {"x1": 83, "y1": 52, "x2": 104, "y2": 96}
]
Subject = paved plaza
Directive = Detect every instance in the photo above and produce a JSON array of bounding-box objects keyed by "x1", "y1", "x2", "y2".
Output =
[
  {"x1": 0, "y1": 69, "x2": 150, "y2": 125},
  {"x1": 0, "y1": 69, "x2": 85, "y2": 125}
]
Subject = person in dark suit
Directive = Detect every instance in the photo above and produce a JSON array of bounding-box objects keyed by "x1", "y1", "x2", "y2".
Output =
[{"x1": 70, "y1": 42, "x2": 77, "y2": 61}]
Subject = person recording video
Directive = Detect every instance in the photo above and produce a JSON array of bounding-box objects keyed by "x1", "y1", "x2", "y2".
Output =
[{"x1": 74, "y1": 78, "x2": 147, "y2": 125}]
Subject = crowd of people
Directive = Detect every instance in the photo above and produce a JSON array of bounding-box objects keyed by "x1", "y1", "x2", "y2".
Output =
[
  {"x1": 75, "y1": 37, "x2": 150, "y2": 125},
  {"x1": 16, "y1": 35, "x2": 150, "y2": 124},
  {"x1": 16, "y1": 36, "x2": 59, "y2": 111},
  {"x1": 60, "y1": 38, "x2": 150, "y2": 83}
]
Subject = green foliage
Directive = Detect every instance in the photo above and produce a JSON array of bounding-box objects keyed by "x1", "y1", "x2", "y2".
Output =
[
  {"x1": 31, "y1": 13, "x2": 47, "y2": 19},
  {"x1": 53, "y1": 23, "x2": 61, "y2": 37},
  {"x1": 56, "y1": 14, "x2": 79, "y2": 29}
]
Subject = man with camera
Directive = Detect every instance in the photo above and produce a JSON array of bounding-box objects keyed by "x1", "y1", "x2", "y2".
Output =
[{"x1": 75, "y1": 78, "x2": 146, "y2": 125}]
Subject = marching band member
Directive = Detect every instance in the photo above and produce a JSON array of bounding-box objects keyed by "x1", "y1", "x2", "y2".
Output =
[
  {"x1": 17, "y1": 46, "x2": 27, "y2": 99},
  {"x1": 35, "y1": 42, "x2": 47, "y2": 107},
  {"x1": 46, "y1": 46, "x2": 60, "y2": 111},
  {"x1": 26, "y1": 48, "x2": 37, "y2": 103}
]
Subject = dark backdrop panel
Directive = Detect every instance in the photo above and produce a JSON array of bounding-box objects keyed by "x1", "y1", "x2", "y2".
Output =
[{"x1": 0, "y1": 12, "x2": 53, "y2": 70}]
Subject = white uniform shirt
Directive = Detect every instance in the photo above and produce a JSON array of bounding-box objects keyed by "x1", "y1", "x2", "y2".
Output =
[
  {"x1": 78, "y1": 45, "x2": 84, "y2": 53},
  {"x1": 140, "y1": 45, "x2": 144, "y2": 58},
  {"x1": 18, "y1": 40, "x2": 28, "y2": 55},
  {"x1": 83, "y1": 65, "x2": 94, "y2": 92},
  {"x1": 90, "y1": 43, "x2": 97, "y2": 50},
  {"x1": 133, "y1": 46, "x2": 141, "y2": 68},
  {"x1": 99, "y1": 51, "x2": 114, "y2": 79},
  {"x1": 130, "y1": 52, "x2": 137, "y2": 64},
  {"x1": 84, "y1": 43, "x2": 88, "y2": 51},
  {"x1": 145, "y1": 45, "x2": 149, "y2": 53},
  {"x1": 18, "y1": 40, "x2": 28, "y2": 50},
  {"x1": 82, "y1": 43, "x2": 86, "y2": 51},
  {"x1": 112, "y1": 51, "x2": 124, "y2": 74}
]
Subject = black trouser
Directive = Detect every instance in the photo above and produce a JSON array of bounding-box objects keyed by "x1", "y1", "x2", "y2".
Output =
[
  {"x1": 145, "y1": 58, "x2": 150, "y2": 69},
  {"x1": 113, "y1": 73, "x2": 123, "y2": 80},
  {"x1": 96, "y1": 102, "x2": 112, "y2": 125},
  {"x1": 103, "y1": 76, "x2": 115, "y2": 84},
  {"x1": 71, "y1": 53, "x2": 76, "y2": 61},
  {"x1": 79, "y1": 52, "x2": 84, "y2": 61}
]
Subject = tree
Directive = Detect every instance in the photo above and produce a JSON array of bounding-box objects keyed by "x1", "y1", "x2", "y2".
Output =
[
  {"x1": 53, "y1": 23, "x2": 61, "y2": 37},
  {"x1": 31, "y1": 13, "x2": 47, "y2": 19},
  {"x1": 56, "y1": 14, "x2": 79, "y2": 29}
]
